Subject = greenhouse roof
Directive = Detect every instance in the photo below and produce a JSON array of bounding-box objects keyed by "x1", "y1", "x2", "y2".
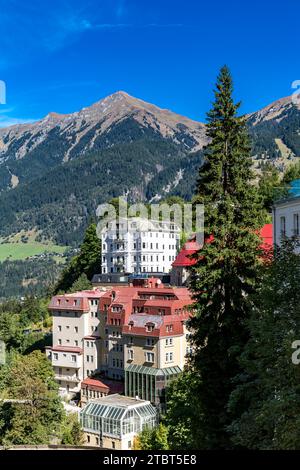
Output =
[
  {"x1": 125, "y1": 364, "x2": 182, "y2": 376},
  {"x1": 80, "y1": 394, "x2": 157, "y2": 420}
]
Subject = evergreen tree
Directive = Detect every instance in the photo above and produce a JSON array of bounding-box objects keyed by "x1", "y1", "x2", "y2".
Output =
[
  {"x1": 228, "y1": 240, "x2": 300, "y2": 449},
  {"x1": 164, "y1": 371, "x2": 203, "y2": 450},
  {"x1": 69, "y1": 273, "x2": 92, "y2": 293},
  {"x1": 188, "y1": 66, "x2": 264, "y2": 448},
  {"x1": 54, "y1": 222, "x2": 101, "y2": 293}
]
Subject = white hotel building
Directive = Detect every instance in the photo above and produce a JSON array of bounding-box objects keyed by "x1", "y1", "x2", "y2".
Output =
[
  {"x1": 100, "y1": 217, "x2": 180, "y2": 275},
  {"x1": 273, "y1": 179, "x2": 300, "y2": 251}
]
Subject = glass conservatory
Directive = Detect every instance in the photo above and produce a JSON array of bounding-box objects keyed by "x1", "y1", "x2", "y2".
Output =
[
  {"x1": 125, "y1": 364, "x2": 182, "y2": 409},
  {"x1": 80, "y1": 394, "x2": 157, "y2": 441}
]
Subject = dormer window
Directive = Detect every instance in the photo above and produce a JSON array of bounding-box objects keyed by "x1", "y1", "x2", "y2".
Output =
[{"x1": 146, "y1": 323, "x2": 154, "y2": 332}]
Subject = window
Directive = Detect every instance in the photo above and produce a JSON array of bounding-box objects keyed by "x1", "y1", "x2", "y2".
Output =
[
  {"x1": 294, "y1": 213, "x2": 299, "y2": 236},
  {"x1": 74, "y1": 326, "x2": 78, "y2": 333},
  {"x1": 96, "y1": 437, "x2": 99, "y2": 446},
  {"x1": 91, "y1": 356, "x2": 94, "y2": 362},
  {"x1": 112, "y1": 442, "x2": 115, "y2": 449},
  {"x1": 86, "y1": 341, "x2": 90, "y2": 347},
  {"x1": 74, "y1": 340, "x2": 78, "y2": 346},
  {"x1": 146, "y1": 338, "x2": 155, "y2": 346},
  {"x1": 58, "y1": 325, "x2": 62, "y2": 332},
  {"x1": 128, "y1": 349, "x2": 134, "y2": 360},
  {"x1": 146, "y1": 352, "x2": 154, "y2": 362},
  {"x1": 170, "y1": 352, "x2": 173, "y2": 361},
  {"x1": 71, "y1": 355, "x2": 76, "y2": 362},
  {"x1": 58, "y1": 339, "x2": 62, "y2": 345},
  {"x1": 53, "y1": 353, "x2": 58, "y2": 360},
  {"x1": 146, "y1": 324, "x2": 154, "y2": 332},
  {"x1": 280, "y1": 216, "x2": 286, "y2": 236},
  {"x1": 86, "y1": 355, "x2": 90, "y2": 362}
]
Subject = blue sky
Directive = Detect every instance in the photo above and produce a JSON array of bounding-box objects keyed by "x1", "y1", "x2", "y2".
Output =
[{"x1": 0, "y1": 0, "x2": 299, "y2": 127}]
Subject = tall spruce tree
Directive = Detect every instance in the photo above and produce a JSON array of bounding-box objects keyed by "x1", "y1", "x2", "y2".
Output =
[
  {"x1": 189, "y1": 66, "x2": 264, "y2": 448},
  {"x1": 54, "y1": 222, "x2": 101, "y2": 293}
]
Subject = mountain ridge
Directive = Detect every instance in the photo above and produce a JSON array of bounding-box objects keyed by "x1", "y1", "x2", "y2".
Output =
[{"x1": 0, "y1": 90, "x2": 298, "y2": 246}]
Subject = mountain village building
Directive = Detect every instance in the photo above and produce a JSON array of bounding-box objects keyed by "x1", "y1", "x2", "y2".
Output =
[
  {"x1": 272, "y1": 179, "x2": 300, "y2": 250},
  {"x1": 80, "y1": 394, "x2": 157, "y2": 449},
  {"x1": 46, "y1": 278, "x2": 193, "y2": 409},
  {"x1": 100, "y1": 217, "x2": 180, "y2": 275}
]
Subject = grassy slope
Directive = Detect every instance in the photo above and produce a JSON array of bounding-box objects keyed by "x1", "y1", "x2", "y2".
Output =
[{"x1": 0, "y1": 242, "x2": 67, "y2": 261}]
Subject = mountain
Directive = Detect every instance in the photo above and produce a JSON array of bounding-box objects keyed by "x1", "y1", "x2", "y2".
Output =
[
  {"x1": 247, "y1": 95, "x2": 300, "y2": 172},
  {"x1": 0, "y1": 91, "x2": 207, "y2": 192},
  {"x1": 0, "y1": 91, "x2": 299, "y2": 248}
]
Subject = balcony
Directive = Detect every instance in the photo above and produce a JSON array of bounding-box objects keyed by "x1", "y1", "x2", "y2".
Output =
[
  {"x1": 55, "y1": 374, "x2": 80, "y2": 383},
  {"x1": 114, "y1": 260, "x2": 125, "y2": 266},
  {"x1": 51, "y1": 349, "x2": 83, "y2": 369}
]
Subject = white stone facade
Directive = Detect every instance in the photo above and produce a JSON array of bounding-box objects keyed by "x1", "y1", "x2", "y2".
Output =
[
  {"x1": 101, "y1": 218, "x2": 180, "y2": 275},
  {"x1": 273, "y1": 196, "x2": 300, "y2": 251}
]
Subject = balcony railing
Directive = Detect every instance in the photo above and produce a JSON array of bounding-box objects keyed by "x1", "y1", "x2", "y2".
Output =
[{"x1": 55, "y1": 374, "x2": 80, "y2": 383}]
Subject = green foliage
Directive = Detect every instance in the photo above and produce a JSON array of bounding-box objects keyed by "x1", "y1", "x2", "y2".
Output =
[
  {"x1": 282, "y1": 160, "x2": 300, "y2": 186},
  {"x1": 164, "y1": 371, "x2": 203, "y2": 449},
  {"x1": 54, "y1": 223, "x2": 101, "y2": 293},
  {"x1": 188, "y1": 66, "x2": 264, "y2": 448},
  {"x1": 0, "y1": 351, "x2": 63, "y2": 445},
  {"x1": 0, "y1": 296, "x2": 51, "y2": 353},
  {"x1": 60, "y1": 413, "x2": 84, "y2": 446},
  {"x1": 228, "y1": 240, "x2": 300, "y2": 449},
  {"x1": 19, "y1": 296, "x2": 49, "y2": 326},
  {"x1": 69, "y1": 273, "x2": 92, "y2": 293},
  {"x1": 258, "y1": 163, "x2": 282, "y2": 212},
  {"x1": 136, "y1": 423, "x2": 169, "y2": 450},
  {"x1": 0, "y1": 254, "x2": 68, "y2": 298}
]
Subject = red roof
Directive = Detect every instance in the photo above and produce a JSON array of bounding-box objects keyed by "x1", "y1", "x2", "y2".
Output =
[
  {"x1": 81, "y1": 378, "x2": 124, "y2": 394},
  {"x1": 260, "y1": 223, "x2": 273, "y2": 248},
  {"x1": 172, "y1": 239, "x2": 201, "y2": 267},
  {"x1": 172, "y1": 224, "x2": 273, "y2": 268},
  {"x1": 81, "y1": 378, "x2": 109, "y2": 390}
]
